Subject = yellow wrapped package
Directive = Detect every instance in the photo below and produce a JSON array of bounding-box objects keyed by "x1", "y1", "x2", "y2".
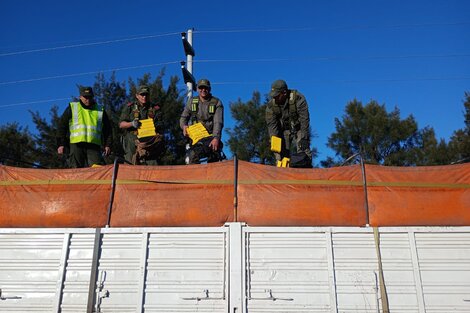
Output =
[
  {"x1": 276, "y1": 157, "x2": 290, "y2": 168},
  {"x1": 271, "y1": 136, "x2": 282, "y2": 153},
  {"x1": 137, "y1": 118, "x2": 156, "y2": 139},
  {"x1": 187, "y1": 122, "x2": 211, "y2": 145}
]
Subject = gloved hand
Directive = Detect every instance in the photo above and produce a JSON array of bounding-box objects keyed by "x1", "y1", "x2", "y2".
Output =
[
  {"x1": 131, "y1": 119, "x2": 141, "y2": 129},
  {"x1": 298, "y1": 139, "x2": 309, "y2": 151}
]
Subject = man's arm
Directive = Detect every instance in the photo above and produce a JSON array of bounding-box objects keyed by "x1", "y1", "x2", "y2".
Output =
[
  {"x1": 265, "y1": 104, "x2": 280, "y2": 138},
  {"x1": 179, "y1": 100, "x2": 192, "y2": 136},
  {"x1": 57, "y1": 106, "x2": 72, "y2": 154},
  {"x1": 212, "y1": 99, "x2": 224, "y2": 139},
  {"x1": 296, "y1": 94, "x2": 310, "y2": 140}
]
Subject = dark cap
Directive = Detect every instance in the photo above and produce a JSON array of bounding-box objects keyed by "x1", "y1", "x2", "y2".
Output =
[
  {"x1": 197, "y1": 78, "x2": 211, "y2": 89},
  {"x1": 80, "y1": 86, "x2": 94, "y2": 97},
  {"x1": 269, "y1": 80, "x2": 288, "y2": 97},
  {"x1": 137, "y1": 85, "x2": 150, "y2": 95}
]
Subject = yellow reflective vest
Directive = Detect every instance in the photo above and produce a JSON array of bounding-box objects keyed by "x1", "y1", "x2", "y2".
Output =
[{"x1": 69, "y1": 102, "x2": 103, "y2": 145}]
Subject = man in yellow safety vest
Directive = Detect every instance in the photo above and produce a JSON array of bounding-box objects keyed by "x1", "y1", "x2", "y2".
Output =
[{"x1": 57, "y1": 87, "x2": 112, "y2": 168}]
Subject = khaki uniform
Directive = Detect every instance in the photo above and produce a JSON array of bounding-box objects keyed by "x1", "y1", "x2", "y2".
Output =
[
  {"x1": 119, "y1": 101, "x2": 164, "y2": 165},
  {"x1": 265, "y1": 90, "x2": 312, "y2": 162},
  {"x1": 180, "y1": 95, "x2": 224, "y2": 164}
]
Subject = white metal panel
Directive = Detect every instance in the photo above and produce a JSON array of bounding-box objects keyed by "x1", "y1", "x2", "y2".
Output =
[
  {"x1": 2, "y1": 225, "x2": 470, "y2": 313},
  {"x1": 375, "y1": 231, "x2": 422, "y2": 313},
  {"x1": 245, "y1": 230, "x2": 332, "y2": 313},
  {"x1": 90, "y1": 232, "x2": 144, "y2": 313},
  {"x1": 59, "y1": 231, "x2": 96, "y2": 313},
  {"x1": 144, "y1": 230, "x2": 228, "y2": 313},
  {"x1": 0, "y1": 232, "x2": 64, "y2": 313},
  {"x1": 414, "y1": 231, "x2": 470, "y2": 313},
  {"x1": 331, "y1": 231, "x2": 381, "y2": 313}
]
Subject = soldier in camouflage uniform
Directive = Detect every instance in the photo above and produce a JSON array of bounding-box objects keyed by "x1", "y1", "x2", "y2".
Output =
[
  {"x1": 266, "y1": 79, "x2": 312, "y2": 167},
  {"x1": 180, "y1": 79, "x2": 224, "y2": 164},
  {"x1": 119, "y1": 85, "x2": 164, "y2": 165}
]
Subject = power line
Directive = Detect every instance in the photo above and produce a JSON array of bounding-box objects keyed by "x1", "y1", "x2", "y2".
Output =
[
  {"x1": 0, "y1": 61, "x2": 180, "y2": 86},
  {"x1": 195, "y1": 53, "x2": 470, "y2": 63},
  {"x1": 1, "y1": 53, "x2": 469, "y2": 86},
  {"x1": 2, "y1": 76, "x2": 470, "y2": 110},
  {"x1": 195, "y1": 21, "x2": 470, "y2": 34},
  {"x1": 0, "y1": 98, "x2": 71, "y2": 109},
  {"x1": 0, "y1": 32, "x2": 181, "y2": 57},
  {"x1": 211, "y1": 76, "x2": 470, "y2": 85},
  {"x1": 1, "y1": 22, "x2": 468, "y2": 58}
]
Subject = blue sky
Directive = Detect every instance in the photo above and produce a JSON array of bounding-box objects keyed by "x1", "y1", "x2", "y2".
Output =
[{"x1": 1, "y1": 0, "x2": 469, "y2": 163}]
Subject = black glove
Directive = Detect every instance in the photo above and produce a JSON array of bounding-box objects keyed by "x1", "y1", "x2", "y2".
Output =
[
  {"x1": 298, "y1": 139, "x2": 309, "y2": 151},
  {"x1": 131, "y1": 119, "x2": 141, "y2": 129}
]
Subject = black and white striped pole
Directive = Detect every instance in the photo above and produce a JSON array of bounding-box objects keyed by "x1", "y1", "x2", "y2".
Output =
[{"x1": 181, "y1": 29, "x2": 196, "y2": 100}]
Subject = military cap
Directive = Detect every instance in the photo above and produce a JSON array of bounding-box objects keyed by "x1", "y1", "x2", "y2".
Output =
[
  {"x1": 269, "y1": 79, "x2": 288, "y2": 97},
  {"x1": 137, "y1": 85, "x2": 150, "y2": 95},
  {"x1": 197, "y1": 79, "x2": 211, "y2": 89},
  {"x1": 80, "y1": 86, "x2": 94, "y2": 97}
]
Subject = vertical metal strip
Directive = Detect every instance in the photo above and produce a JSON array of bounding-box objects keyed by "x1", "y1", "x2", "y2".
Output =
[
  {"x1": 373, "y1": 227, "x2": 390, "y2": 313},
  {"x1": 325, "y1": 230, "x2": 338, "y2": 313},
  {"x1": 106, "y1": 158, "x2": 119, "y2": 227},
  {"x1": 244, "y1": 227, "x2": 252, "y2": 312},
  {"x1": 233, "y1": 155, "x2": 238, "y2": 222},
  {"x1": 87, "y1": 228, "x2": 102, "y2": 313},
  {"x1": 137, "y1": 232, "x2": 149, "y2": 313},
  {"x1": 53, "y1": 232, "x2": 71, "y2": 313},
  {"x1": 408, "y1": 230, "x2": 426, "y2": 312},
  {"x1": 228, "y1": 223, "x2": 243, "y2": 313},
  {"x1": 360, "y1": 156, "x2": 370, "y2": 226}
]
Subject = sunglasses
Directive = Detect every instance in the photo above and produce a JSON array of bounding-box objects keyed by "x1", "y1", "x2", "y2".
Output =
[{"x1": 198, "y1": 86, "x2": 209, "y2": 90}]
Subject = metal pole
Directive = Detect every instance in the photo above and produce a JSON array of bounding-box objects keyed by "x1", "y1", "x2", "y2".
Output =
[
  {"x1": 106, "y1": 157, "x2": 120, "y2": 227},
  {"x1": 186, "y1": 28, "x2": 194, "y2": 100},
  {"x1": 359, "y1": 154, "x2": 370, "y2": 227},
  {"x1": 87, "y1": 228, "x2": 102, "y2": 313},
  {"x1": 233, "y1": 155, "x2": 238, "y2": 222}
]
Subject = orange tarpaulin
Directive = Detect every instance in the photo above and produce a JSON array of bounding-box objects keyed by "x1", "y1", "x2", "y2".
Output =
[
  {"x1": 237, "y1": 161, "x2": 366, "y2": 226},
  {"x1": 0, "y1": 161, "x2": 469, "y2": 227},
  {"x1": 366, "y1": 163, "x2": 470, "y2": 226},
  {"x1": 110, "y1": 162, "x2": 234, "y2": 227},
  {"x1": 0, "y1": 165, "x2": 112, "y2": 227}
]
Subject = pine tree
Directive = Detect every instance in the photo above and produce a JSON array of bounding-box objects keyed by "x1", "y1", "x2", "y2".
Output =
[{"x1": 226, "y1": 92, "x2": 274, "y2": 164}]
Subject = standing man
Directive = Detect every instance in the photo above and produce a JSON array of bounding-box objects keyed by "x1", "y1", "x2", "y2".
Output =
[
  {"x1": 180, "y1": 78, "x2": 224, "y2": 164},
  {"x1": 57, "y1": 86, "x2": 112, "y2": 168},
  {"x1": 266, "y1": 79, "x2": 312, "y2": 167},
  {"x1": 119, "y1": 85, "x2": 164, "y2": 165}
]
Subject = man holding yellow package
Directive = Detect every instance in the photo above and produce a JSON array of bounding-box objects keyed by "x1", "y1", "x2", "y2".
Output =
[
  {"x1": 180, "y1": 78, "x2": 225, "y2": 164},
  {"x1": 119, "y1": 85, "x2": 164, "y2": 165},
  {"x1": 266, "y1": 80, "x2": 312, "y2": 168}
]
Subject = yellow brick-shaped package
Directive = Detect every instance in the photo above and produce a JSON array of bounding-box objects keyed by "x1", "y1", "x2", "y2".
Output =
[
  {"x1": 271, "y1": 136, "x2": 282, "y2": 153},
  {"x1": 137, "y1": 118, "x2": 156, "y2": 139},
  {"x1": 187, "y1": 122, "x2": 211, "y2": 145}
]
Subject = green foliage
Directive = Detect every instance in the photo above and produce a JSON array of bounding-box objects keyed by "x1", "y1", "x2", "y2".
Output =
[
  {"x1": 324, "y1": 99, "x2": 445, "y2": 166},
  {"x1": 29, "y1": 105, "x2": 67, "y2": 168},
  {"x1": 0, "y1": 122, "x2": 38, "y2": 167},
  {"x1": 226, "y1": 92, "x2": 274, "y2": 164},
  {"x1": 448, "y1": 92, "x2": 470, "y2": 163},
  {"x1": 91, "y1": 72, "x2": 127, "y2": 159}
]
